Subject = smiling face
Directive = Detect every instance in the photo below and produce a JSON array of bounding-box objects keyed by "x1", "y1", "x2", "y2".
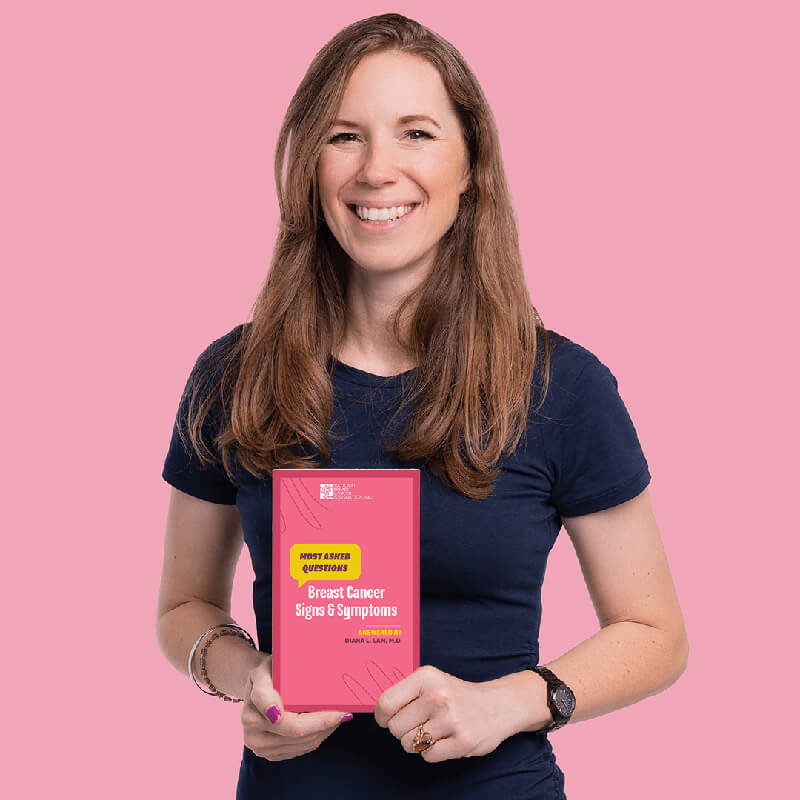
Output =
[{"x1": 317, "y1": 50, "x2": 470, "y2": 281}]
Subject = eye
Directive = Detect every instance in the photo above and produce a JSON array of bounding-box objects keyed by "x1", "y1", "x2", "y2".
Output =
[
  {"x1": 328, "y1": 132, "x2": 358, "y2": 144},
  {"x1": 326, "y1": 129, "x2": 435, "y2": 144}
]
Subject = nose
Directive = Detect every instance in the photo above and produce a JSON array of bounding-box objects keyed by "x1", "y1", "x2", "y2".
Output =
[{"x1": 356, "y1": 138, "x2": 399, "y2": 187}]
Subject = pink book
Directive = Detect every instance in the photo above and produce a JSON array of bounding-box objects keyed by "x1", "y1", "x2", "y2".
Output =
[{"x1": 272, "y1": 468, "x2": 421, "y2": 712}]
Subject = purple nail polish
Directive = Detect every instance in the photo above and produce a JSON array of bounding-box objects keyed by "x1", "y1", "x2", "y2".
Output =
[
  {"x1": 266, "y1": 705, "x2": 281, "y2": 724},
  {"x1": 340, "y1": 713, "x2": 353, "y2": 722}
]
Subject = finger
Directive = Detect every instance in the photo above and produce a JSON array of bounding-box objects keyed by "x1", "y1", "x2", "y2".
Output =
[
  {"x1": 418, "y1": 735, "x2": 457, "y2": 763},
  {"x1": 384, "y1": 692, "x2": 431, "y2": 740},
  {"x1": 247, "y1": 707, "x2": 354, "y2": 739},
  {"x1": 275, "y1": 709, "x2": 354, "y2": 738},
  {"x1": 375, "y1": 664, "x2": 439, "y2": 728},
  {"x1": 258, "y1": 733, "x2": 328, "y2": 762},
  {"x1": 402, "y1": 723, "x2": 457, "y2": 763},
  {"x1": 247, "y1": 723, "x2": 333, "y2": 756},
  {"x1": 247, "y1": 717, "x2": 346, "y2": 761},
  {"x1": 400, "y1": 716, "x2": 443, "y2": 754}
]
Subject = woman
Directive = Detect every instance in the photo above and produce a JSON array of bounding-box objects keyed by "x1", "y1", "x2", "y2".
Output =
[{"x1": 156, "y1": 13, "x2": 688, "y2": 799}]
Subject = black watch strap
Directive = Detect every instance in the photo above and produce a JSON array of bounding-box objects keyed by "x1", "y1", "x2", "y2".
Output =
[{"x1": 530, "y1": 665, "x2": 576, "y2": 734}]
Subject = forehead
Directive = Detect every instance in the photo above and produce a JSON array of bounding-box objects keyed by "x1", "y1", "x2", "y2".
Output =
[{"x1": 337, "y1": 51, "x2": 456, "y2": 122}]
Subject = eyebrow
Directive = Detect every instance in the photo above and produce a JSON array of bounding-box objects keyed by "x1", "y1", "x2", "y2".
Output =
[{"x1": 331, "y1": 114, "x2": 442, "y2": 131}]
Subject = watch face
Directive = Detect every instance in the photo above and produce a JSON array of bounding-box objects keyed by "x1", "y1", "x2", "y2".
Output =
[{"x1": 553, "y1": 685, "x2": 576, "y2": 717}]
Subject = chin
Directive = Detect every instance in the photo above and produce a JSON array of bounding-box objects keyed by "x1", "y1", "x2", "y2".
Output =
[{"x1": 350, "y1": 258, "x2": 409, "y2": 274}]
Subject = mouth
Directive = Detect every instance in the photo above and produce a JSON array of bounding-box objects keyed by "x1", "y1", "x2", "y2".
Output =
[{"x1": 346, "y1": 203, "x2": 420, "y2": 233}]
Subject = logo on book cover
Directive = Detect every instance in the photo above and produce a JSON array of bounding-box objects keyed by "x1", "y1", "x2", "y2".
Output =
[{"x1": 320, "y1": 482, "x2": 372, "y2": 500}]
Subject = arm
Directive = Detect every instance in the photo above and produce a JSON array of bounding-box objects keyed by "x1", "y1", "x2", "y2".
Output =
[
  {"x1": 155, "y1": 487, "x2": 268, "y2": 701},
  {"x1": 488, "y1": 488, "x2": 689, "y2": 735}
]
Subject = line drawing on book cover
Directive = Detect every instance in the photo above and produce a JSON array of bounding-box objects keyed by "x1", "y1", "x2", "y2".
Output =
[{"x1": 342, "y1": 659, "x2": 407, "y2": 703}]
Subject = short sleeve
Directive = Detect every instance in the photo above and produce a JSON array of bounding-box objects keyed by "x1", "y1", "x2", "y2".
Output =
[
  {"x1": 161, "y1": 335, "x2": 240, "y2": 505},
  {"x1": 547, "y1": 356, "x2": 650, "y2": 518}
]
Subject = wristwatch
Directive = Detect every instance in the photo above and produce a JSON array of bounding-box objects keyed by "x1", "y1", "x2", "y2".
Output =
[{"x1": 529, "y1": 665, "x2": 576, "y2": 734}]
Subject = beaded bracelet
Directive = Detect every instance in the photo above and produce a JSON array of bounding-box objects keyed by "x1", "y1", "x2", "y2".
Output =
[{"x1": 188, "y1": 623, "x2": 257, "y2": 702}]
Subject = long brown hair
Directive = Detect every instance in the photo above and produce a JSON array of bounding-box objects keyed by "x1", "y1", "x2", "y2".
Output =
[{"x1": 180, "y1": 13, "x2": 553, "y2": 501}]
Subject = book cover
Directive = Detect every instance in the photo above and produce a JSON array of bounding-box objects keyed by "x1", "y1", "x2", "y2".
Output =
[{"x1": 272, "y1": 468, "x2": 420, "y2": 712}]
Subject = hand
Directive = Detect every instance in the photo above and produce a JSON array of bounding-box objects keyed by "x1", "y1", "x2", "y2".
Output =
[
  {"x1": 373, "y1": 664, "x2": 515, "y2": 763},
  {"x1": 240, "y1": 654, "x2": 352, "y2": 761}
]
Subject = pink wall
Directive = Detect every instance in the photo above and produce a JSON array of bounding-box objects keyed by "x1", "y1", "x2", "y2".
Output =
[{"x1": 4, "y1": 1, "x2": 795, "y2": 797}]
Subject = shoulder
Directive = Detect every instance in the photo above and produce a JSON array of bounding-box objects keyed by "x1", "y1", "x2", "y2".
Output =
[
  {"x1": 181, "y1": 323, "x2": 250, "y2": 408},
  {"x1": 540, "y1": 327, "x2": 606, "y2": 386},
  {"x1": 186, "y1": 323, "x2": 250, "y2": 388},
  {"x1": 542, "y1": 328, "x2": 599, "y2": 376},
  {"x1": 535, "y1": 329, "x2": 616, "y2": 416},
  {"x1": 194, "y1": 322, "x2": 250, "y2": 367}
]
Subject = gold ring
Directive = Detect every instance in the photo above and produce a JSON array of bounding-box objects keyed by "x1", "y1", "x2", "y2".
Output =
[{"x1": 412, "y1": 724, "x2": 435, "y2": 753}]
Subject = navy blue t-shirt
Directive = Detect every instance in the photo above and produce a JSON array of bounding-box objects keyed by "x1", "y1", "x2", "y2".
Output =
[{"x1": 162, "y1": 324, "x2": 651, "y2": 800}]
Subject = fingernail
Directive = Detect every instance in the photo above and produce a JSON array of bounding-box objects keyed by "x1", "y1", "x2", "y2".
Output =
[
  {"x1": 340, "y1": 713, "x2": 353, "y2": 722},
  {"x1": 266, "y1": 705, "x2": 281, "y2": 724}
]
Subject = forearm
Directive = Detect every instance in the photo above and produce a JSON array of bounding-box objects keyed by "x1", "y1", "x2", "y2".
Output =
[
  {"x1": 490, "y1": 622, "x2": 689, "y2": 737},
  {"x1": 156, "y1": 600, "x2": 267, "y2": 701}
]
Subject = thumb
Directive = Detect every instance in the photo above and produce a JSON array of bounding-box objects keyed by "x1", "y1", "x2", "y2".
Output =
[
  {"x1": 246, "y1": 664, "x2": 284, "y2": 725},
  {"x1": 263, "y1": 700, "x2": 284, "y2": 725}
]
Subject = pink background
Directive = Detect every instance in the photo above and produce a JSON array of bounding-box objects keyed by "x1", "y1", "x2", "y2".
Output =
[
  {"x1": 273, "y1": 471, "x2": 419, "y2": 711},
  {"x1": 4, "y1": 1, "x2": 795, "y2": 797}
]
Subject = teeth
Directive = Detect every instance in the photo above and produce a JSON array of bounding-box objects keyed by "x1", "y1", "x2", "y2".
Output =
[{"x1": 354, "y1": 204, "x2": 416, "y2": 222}]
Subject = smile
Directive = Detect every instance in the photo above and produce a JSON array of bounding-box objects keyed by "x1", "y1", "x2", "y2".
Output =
[{"x1": 347, "y1": 203, "x2": 420, "y2": 233}]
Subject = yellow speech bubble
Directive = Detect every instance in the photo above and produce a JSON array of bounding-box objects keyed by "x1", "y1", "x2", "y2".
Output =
[{"x1": 290, "y1": 543, "x2": 362, "y2": 588}]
